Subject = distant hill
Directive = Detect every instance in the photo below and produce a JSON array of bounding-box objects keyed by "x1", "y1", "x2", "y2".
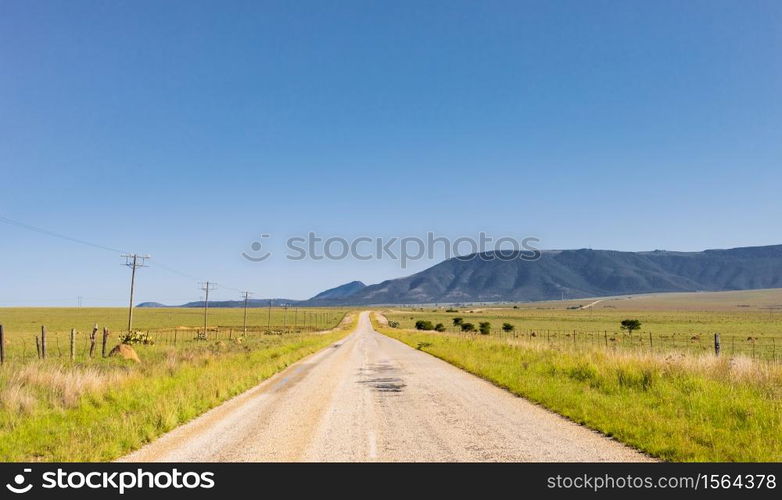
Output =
[
  {"x1": 340, "y1": 244, "x2": 782, "y2": 304},
  {"x1": 309, "y1": 281, "x2": 366, "y2": 300},
  {"x1": 178, "y1": 298, "x2": 299, "y2": 308},
  {"x1": 138, "y1": 245, "x2": 782, "y2": 307},
  {"x1": 139, "y1": 298, "x2": 302, "y2": 308}
]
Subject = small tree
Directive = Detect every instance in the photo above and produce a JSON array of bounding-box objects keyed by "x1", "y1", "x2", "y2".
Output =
[
  {"x1": 415, "y1": 320, "x2": 434, "y2": 331},
  {"x1": 434, "y1": 323, "x2": 446, "y2": 332},
  {"x1": 461, "y1": 322, "x2": 476, "y2": 333},
  {"x1": 502, "y1": 323, "x2": 515, "y2": 333},
  {"x1": 479, "y1": 321, "x2": 491, "y2": 335},
  {"x1": 452, "y1": 317, "x2": 463, "y2": 327},
  {"x1": 620, "y1": 319, "x2": 642, "y2": 335}
]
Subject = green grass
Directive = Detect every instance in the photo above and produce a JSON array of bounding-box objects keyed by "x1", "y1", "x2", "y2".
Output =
[
  {"x1": 382, "y1": 289, "x2": 782, "y2": 361},
  {"x1": 373, "y1": 314, "x2": 782, "y2": 462},
  {"x1": 0, "y1": 312, "x2": 357, "y2": 461},
  {"x1": 0, "y1": 306, "x2": 348, "y2": 361},
  {"x1": 0, "y1": 306, "x2": 346, "y2": 334}
]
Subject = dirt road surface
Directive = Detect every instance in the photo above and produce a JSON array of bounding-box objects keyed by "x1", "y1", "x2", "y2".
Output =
[{"x1": 121, "y1": 312, "x2": 650, "y2": 462}]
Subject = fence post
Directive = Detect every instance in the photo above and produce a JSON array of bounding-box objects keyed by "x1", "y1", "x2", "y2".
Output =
[
  {"x1": 0, "y1": 324, "x2": 4, "y2": 365},
  {"x1": 604, "y1": 330, "x2": 608, "y2": 348},
  {"x1": 649, "y1": 331, "x2": 653, "y2": 350},
  {"x1": 70, "y1": 328, "x2": 76, "y2": 360},
  {"x1": 89, "y1": 324, "x2": 97, "y2": 358},
  {"x1": 102, "y1": 327, "x2": 109, "y2": 358},
  {"x1": 41, "y1": 325, "x2": 47, "y2": 359},
  {"x1": 714, "y1": 333, "x2": 720, "y2": 357}
]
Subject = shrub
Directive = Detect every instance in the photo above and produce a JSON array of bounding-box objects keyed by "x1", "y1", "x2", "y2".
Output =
[
  {"x1": 452, "y1": 317, "x2": 464, "y2": 326},
  {"x1": 502, "y1": 323, "x2": 515, "y2": 333},
  {"x1": 434, "y1": 323, "x2": 446, "y2": 332},
  {"x1": 620, "y1": 319, "x2": 642, "y2": 334},
  {"x1": 119, "y1": 331, "x2": 154, "y2": 345},
  {"x1": 461, "y1": 322, "x2": 476, "y2": 333},
  {"x1": 415, "y1": 320, "x2": 434, "y2": 331},
  {"x1": 479, "y1": 322, "x2": 491, "y2": 335},
  {"x1": 388, "y1": 320, "x2": 400, "y2": 328}
]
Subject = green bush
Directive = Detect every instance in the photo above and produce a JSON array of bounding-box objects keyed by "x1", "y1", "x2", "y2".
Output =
[
  {"x1": 621, "y1": 319, "x2": 642, "y2": 334},
  {"x1": 119, "y1": 331, "x2": 154, "y2": 345},
  {"x1": 415, "y1": 320, "x2": 434, "y2": 330}
]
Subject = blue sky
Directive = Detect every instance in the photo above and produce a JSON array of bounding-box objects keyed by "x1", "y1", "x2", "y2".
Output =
[{"x1": 1, "y1": 0, "x2": 781, "y2": 305}]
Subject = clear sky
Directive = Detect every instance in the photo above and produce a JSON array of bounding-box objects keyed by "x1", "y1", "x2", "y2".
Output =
[{"x1": 1, "y1": 0, "x2": 781, "y2": 306}]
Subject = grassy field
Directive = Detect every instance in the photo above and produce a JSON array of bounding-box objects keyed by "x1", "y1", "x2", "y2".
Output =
[
  {"x1": 373, "y1": 312, "x2": 782, "y2": 462},
  {"x1": 0, "y1": 309, "x2": 356, "y2": 461},
  {"x1": 382, "y1": 289, "x2": 782, "y2": 361},
  {"x1": 0, "y1": 307, "x2": 346, "y2": 362}
]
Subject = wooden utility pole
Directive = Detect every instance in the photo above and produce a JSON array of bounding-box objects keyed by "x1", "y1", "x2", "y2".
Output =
[
  {"x1": 0, "y1": 324, "x2": 5, "y2": 365},
  {"x1": 241, "y1": 291, "x2": 252, "y2": 335},
  {"x1": 199, "y1": 282, "x2": 216, "y2": 340},
  {"x1": 122, "y1": 254, "x2": 149, "y2": 333}
]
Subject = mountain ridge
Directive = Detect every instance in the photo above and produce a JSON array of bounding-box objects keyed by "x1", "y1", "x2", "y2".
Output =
[{"x1": 138, "y1": 244, "x2": 782, "y2": 306}]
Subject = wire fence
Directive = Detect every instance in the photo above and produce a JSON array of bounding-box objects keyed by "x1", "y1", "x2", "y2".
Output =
[
  {"x1": 0, "y1": 317, "x2": 346, "y2": 364},
  {"x1": 487, "y1": 327, "x2": 780, "y2": 362}
]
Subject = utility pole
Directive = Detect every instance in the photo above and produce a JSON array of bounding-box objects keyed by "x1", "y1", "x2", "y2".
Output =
[
  {"x1": 241, "y1": 291, "x2": 252, "y2": 335},
  {"x1": 198, "y1": 282, "x2": 216, "y2": 340},
  {"x1": 122, "y1": 254, "x2": 149, "y2": 332}
]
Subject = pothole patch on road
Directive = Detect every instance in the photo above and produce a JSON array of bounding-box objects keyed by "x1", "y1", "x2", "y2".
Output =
[{"x1": 358, "y1": 362, "x2": 406, "y2": 393}]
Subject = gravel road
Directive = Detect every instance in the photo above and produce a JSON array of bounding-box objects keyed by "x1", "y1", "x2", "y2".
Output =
[{"x1": 121, "y1": 312, "x2": 650, "y2": 462}]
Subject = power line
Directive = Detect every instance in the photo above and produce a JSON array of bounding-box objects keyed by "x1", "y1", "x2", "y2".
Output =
[
  {"x1": 2, "y1": 215, "x2": 259, "y2": 306},
  {"x1": 0, "y1": 215, "x2": 127, "y2": 254}
]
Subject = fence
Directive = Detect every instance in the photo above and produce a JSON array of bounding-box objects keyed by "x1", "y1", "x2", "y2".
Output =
[
  {"x1": 490, "y1": 327, "x2": 780, "y2": 363},
  {"x1": 0, "y1": 320, "x2": 343, "y2": 364}
]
